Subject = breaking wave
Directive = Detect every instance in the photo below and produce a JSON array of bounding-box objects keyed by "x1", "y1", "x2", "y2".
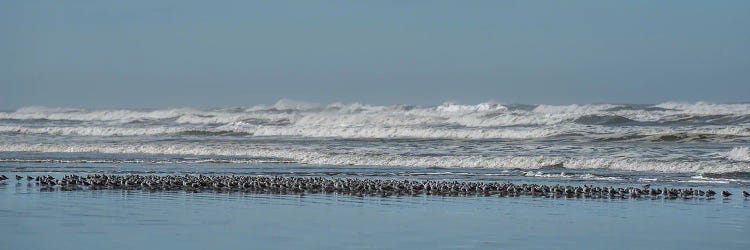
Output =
[
  {"x1": 654, "y1": 102, "x2": 750, "y2": 115},
  {"x1": 1, "y1": 101, "x2": 749, "y2": 140},
  {"x1": 3, "y1": 101, "x2": 749, "y2": 126},
  {"x1": 0, "y1": 124, "x2": 560, "y2": 139},
  {"x1": 0, "y1": 125, "x2": 189, "y2": 136},
  {"x1": 2, "y1": 100, "x2": 749, "y2": 175},
  {"x1": 726, "y1": 146, "x2": 750, "y2": 162},
  {"x1": 1, "y1": 142, "x2": 748, "y2": 174}
]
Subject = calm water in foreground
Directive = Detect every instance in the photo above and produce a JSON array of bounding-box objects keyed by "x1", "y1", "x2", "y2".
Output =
[{"x1": 1, "y1": 161, "x2": 749, "y2": 250}]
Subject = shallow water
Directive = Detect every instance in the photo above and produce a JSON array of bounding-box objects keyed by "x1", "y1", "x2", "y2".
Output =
[
  {"x1": 2, "y1": 102, "x2": 750, "y2": 173},
  {"x1": 2, "y1": 160, "x2": 750, "y2": 250},
  {"x1": 2, "y1": 182, "x2": 749, "y2": 250},
  {"x1": 2, "y1": 102, "x2": 750, "y2": 249}
]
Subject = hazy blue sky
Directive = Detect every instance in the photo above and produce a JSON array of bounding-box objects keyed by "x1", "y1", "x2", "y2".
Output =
[{"x1": 2, "y1": 0, "x2": 749, "y2": 109}]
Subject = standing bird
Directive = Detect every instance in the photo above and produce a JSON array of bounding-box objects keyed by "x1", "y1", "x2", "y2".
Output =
[
  {"x1": 706, "y1": 190, "x2": 716, "y2": 198},
  {"x1": 15, "y1": 175, "x2": 22, "y2": 181},
  {"x1": 743, "y1": 191, "x2": 749, "y2": 198},
  {"x1": 722, "y1": 191, "x2": 732, "y2": 197}
]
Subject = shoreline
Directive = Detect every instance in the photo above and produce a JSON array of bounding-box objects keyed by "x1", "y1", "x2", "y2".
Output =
[{"x1": 5, "y1": 174, "x2": 748, "y2": 200}]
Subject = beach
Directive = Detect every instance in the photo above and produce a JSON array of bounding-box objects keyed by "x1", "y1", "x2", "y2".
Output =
[{"x1": 1, "y1": 102, "x2": 750, "y2": 249}]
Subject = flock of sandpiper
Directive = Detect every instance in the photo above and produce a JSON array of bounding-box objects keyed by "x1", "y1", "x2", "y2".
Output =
[{"x1": 2, "y1": 174, "x2": 749, "y2": 200}]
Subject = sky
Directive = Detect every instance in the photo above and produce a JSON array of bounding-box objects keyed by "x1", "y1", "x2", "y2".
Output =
[{"x1": 2, "y1": 0, "x2": 749, "y2": 109}]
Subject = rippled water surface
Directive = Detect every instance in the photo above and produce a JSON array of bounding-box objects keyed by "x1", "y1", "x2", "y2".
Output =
[
  {"x1": 2, "y1": 102, "x2": 750, "y2": 249},
  {"x1": 2, "y1": 182, "x2": 749, "y2": 250},
  {"x1": 2, "y1": 161, "x2": 750, "y2": 249},
  {"x1": 2, "y1": 102, "x2": 750, "y2": 173}
]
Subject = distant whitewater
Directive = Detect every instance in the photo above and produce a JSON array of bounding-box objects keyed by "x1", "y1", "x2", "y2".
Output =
[{"x1": 1, "y1": 100, "x2": 749, "y2": 174}]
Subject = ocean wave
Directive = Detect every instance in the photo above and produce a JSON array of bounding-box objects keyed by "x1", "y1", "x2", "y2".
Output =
[
  {"x1": 595, "y1": 127, "x2": 750, "y2": 142},
  {"x1": 1, "y1": 107, "x2": 192, "y2": 123},
  {"x1": 641, "y1": 133, "x2": 740, "y2": 143},
  {"x1": 2, "y1": 123, "x2": 749, "y2": 140},
  {"x1": 0, "y1": 125, "x2": 189, "y2": 136},
  {"x1": 532, "y1": 104, "x2": 621, "y2": 114},
  {"x1": 2, "y1": 101, "x2": 749, "y2": 140},
  {"x1": 522, "y1": 171, "x2": 624, "y2": 181},
  {"x1": 3, "y1": 101, "x2": 749, "y2": 126},
  {"x1": 654, "y1": 102, "x2": 750, "y2": 115},
  {"x1": 0, "y1": 124, "x2": 562, "y2": 139},
  {"x1": 573, "y1": 115, "x2": 635, "y2": 125},
  {"x1": 725, "y1": 146, "x2": 750, "y2": 161},
  {"x1": 683, "y1": 175, "x2": 750, "y2": 184},
  {"x1": 0, "y1": 125, "x2": 255, "y2": 137},
  {"x1": 0, "y1": 158, "x2": 286, "y2": 164},
  {"x1": 2, "y1": 142, "x2": 748, "y2": 174},
  {"x1": 244, "y1": 126, "x2": 561, "y2": 139},
  {"x1": 436, "y1": 102, "x2": 507, "y2": 112},
  {"x1": 651, "y1": 114, "x2": 750, "y2": 126}
]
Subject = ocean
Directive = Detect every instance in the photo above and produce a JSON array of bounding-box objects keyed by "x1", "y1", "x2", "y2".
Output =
[{"x1": 1, "y1": 100, "x2": 749, "y2": 249}]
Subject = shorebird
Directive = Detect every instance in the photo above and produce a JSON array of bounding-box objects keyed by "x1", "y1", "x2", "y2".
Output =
[
  {"x1": 706, "y1": 190, "x2": 717, "y2": 198},
  {"x1": 743, "y1": 191, "x2": 749, "y2": 198},
  {"x1": 14, "y1": 173, "x2": 739, "y2": 202},
  {"x1": 27, "y1": 176, "x2": 33, "y2": 181},
  {"x1": 15, "y1": 175, "x2": 22, "y2": 181}
]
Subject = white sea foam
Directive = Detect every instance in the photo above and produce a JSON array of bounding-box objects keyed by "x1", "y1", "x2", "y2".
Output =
[
  {"x1": 0, "y1": 127, "x2": 746, "y2": 142},
  {"x1": 654, "y1": 102, "x2": 750, "y2": 115},
  {"x1": 681, "y1": 176, "x2": 737, "y2": 184},
  {"x1": 2, "y1": 142, "x2": 748, "y2": 174},
  {"x1": 0, "y1": 125, "x2": 191, "y2": 136},
  {"x1": 1, "y1": 107, "x2": 193, "y2": 123},
  {"x1": 726, "y1": 146, "x2": 750, "y2": 161},
  {"x1": 2, "y1": 104, "x2": 750, "y2": 139},
  {"x1": 4, "y1": 122, "x2": 747, "y2": 141},
  {"x1": 532, "y1": 104, "x2": 620, "y2": 114},
  {"x1": 0, "y1": 100, "x2": 750, "y2": 141},
  {"x1": 3, "y1": 101, "x2": 748, "y2": 128},
  {"x1": 3, "y1": 101, "x2": 749, "y2": 175},
  {"x1": 522, "y1": 171, "x2": 619, "y2": 180},
  {"x1": 270, "y1": 99, "x2": 322, "y2": 111},
  {"x1": 436, "y1": 102, "x2": 507, "y2": 112},
  {"x1": 245, "y1": 125, "x2": 560, "y2": 139}
]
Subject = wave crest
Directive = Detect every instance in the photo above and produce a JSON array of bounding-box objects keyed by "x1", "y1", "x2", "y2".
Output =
[
  {"x1": 2, "y1": 101, "x2": 749, "y2": 139},
  {"x1": 436, "y1": 102, "x2": 507, "y2": 112},
  {"x1": 2, "y1": 142, "x2": 748, "y2": 174},
  {"x1": 726, "y1": 146, "x2": 750, "y2": 162}
]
